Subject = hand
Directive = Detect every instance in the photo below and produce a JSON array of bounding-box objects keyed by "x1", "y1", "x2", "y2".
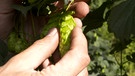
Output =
[{"x1": 0, "y1": 25, "x2": 90, "y2": 76}]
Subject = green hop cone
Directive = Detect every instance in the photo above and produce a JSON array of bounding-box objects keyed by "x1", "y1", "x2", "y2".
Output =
[
  {"x1": 8, "y1": 32, "x2": 28, "y2": 53},
  {"x1": 59, "y1": 12, "x2": 76, "y2": 56}
]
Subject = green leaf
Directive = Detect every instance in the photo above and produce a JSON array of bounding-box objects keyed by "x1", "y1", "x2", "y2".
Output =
[
  {"x1": 90, "y1": 0, "x2": 107, "y2": 10},
  {"x1": 107, "y1": 0, "x2": 135, "y2": 40},
  {"x1": 28, "y1": 0, "x2": 37, "y2": 4},
  {"x1": 126, "y1": 55, "x2": 134, "y2": 63},
  {"x1": 83, "y1": 2, "x2": 108, "y2": 34},
  {"x1": 40, "y1": 13, "x2": 60, "y2": 37}
]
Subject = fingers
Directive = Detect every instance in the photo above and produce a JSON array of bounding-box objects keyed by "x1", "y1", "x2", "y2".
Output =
[
  {"x1": 50, "y1": 18, "x2": 83, "y2": 64},
  {"x1": 42, "y1": 59, "x2": 51, "y2": 68},
  {"x1": 55, "y1": 26, "x2": 90, "y2": 76},
  {"x1": 5, "y1": 28, "x2": 59, "y2": 70},
  {"x1": 70, "y1": 1, "x2": 90, "y2": 18},
  {"x1": 55, "y1": 0, "x2": 90, "y2": 19},
  {"x1": 74, "y1": 18, "x2": 82, "y2": 27}
]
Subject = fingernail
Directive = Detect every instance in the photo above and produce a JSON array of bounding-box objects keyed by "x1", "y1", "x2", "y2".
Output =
[{"x1": 47, "y1": 28, "x2": 57, "y2": 36}]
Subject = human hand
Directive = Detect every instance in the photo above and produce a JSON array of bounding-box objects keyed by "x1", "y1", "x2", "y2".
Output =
[{"x1": 0, "y1": 25, "x2": 90, "y2": 76}]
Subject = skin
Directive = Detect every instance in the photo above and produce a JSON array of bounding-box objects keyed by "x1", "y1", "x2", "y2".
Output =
[
  {"x1": 0, "y1": 0, "x2": 90, "y2": 76},
  {"x1": 0, "y1": 26, "x2": 90, "y2": 76},
  {"x1": 71, "y1": 1, "x2": 90, "y2": 18}
]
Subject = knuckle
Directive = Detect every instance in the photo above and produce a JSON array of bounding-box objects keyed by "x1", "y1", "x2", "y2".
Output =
[
  {"x1": 33, "y1": 37, "x2": 52, "y2": 46},
  {"x1": 73, "y1": 48, "x2": 90, "y2": 65},
  {"x1": 79, "y1": 53, "x2": 90, "y2": 65}
]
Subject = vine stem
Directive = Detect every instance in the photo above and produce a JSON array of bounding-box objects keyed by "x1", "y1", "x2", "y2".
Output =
[
  {"x1": 114, "y1": 51, "x2": 127, "y2": 75},
  {"x1": 121, "y1": 50, "x2": 123, "y2": 75},
  {"x1": 30, "y1": 11, "x2": 36, "y2": 38},
  {"x1": 65, "y1": 0, "x2": 74, "y2": 11},
  {"x1": 20, "y1": 13, "x2": 25, "y2": 39}
]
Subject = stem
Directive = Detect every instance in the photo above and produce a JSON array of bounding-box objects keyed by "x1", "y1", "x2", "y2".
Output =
[
  {"x1": 30, "y1": 11, "x2": 36, "y2": 38},
  {"x1": 65, "y1": 0, "x2": 74, "y2": 11},
  {"x1": 114, "y1": 52, "x2": 127, "y2": 75},
  {"x1": 121, "y1": 50, "x2": 123, "y2": 75},
  {"x1": 20, "y1": 13, "x2": 25, "y2": 39},
  {"x1": 114, "y1": 52, "x2": 121, "y2": 66}
]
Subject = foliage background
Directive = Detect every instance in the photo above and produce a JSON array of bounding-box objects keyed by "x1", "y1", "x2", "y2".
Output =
[
  {"x1": 0, "y1": 0, "x2": 135, "y2": 76},
  {"x1": 84, "y1": 0, "x2": 135, "y2": 76}
]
